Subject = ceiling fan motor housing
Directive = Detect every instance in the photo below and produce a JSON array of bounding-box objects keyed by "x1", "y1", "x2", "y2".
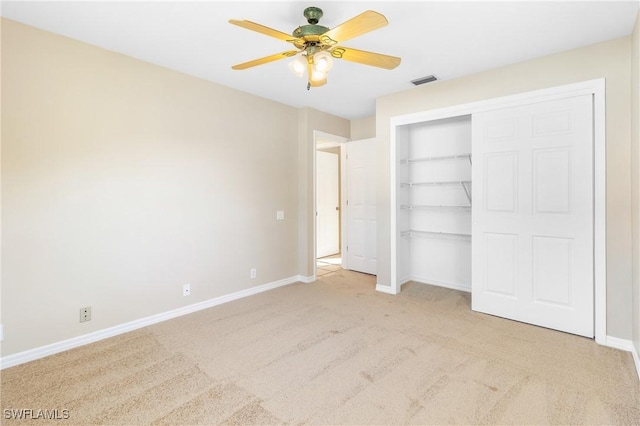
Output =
[{"x1": 292, "y1": 7, "x2": 329, "y2": 43}]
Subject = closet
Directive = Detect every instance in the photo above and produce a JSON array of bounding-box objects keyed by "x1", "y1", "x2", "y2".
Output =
[
  {"x1": 395, "y1": 115, "x2": 472, "y2": 292},
  {"x1": 389, "y1": 80, "x2": 604, "y2": 339}
]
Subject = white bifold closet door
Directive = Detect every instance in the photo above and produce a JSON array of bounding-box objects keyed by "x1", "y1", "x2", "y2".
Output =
[{"x1": 471, "y1": 94, "x2": 594, "y2": 337}]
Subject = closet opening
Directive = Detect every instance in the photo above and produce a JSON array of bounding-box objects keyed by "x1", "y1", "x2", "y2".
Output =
[{"x1": 395, "y1": 115, "x2": 473, "y2": 293}]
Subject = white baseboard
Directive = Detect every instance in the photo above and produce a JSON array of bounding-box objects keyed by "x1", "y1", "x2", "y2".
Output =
[
  {"x1": 297, "y1": 274, "x2": 315, "y2": 284},
  {"x1": 632, "y1": 344, "x2": 640, "y2": 381},
  {"x1": 0, "y1": 275, "x2": 302, "y2": 370},
  {"x1": 604, "y1": 335, "x2": 635, "y2": 352},
  {"x1": 376, "y1": 277, "x2": 470, "y2": 295},
  {"x1": 603, "y1": 336, "x2": 640, "y2": 382},
  {"x1": 409, "y1": 276, "x2": 471, "y2": 293},
  {"x1": 375, "y1": 284, "x2": 399, "y2": 295}
]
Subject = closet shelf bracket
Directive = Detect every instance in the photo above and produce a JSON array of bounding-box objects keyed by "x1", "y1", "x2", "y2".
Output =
[{"x1": 461, "y1": 181, "x2": 472, "y2": 204}]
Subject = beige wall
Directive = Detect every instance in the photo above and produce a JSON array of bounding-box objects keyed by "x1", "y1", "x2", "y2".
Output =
[
  {"x1": 297, "y1": 108, "x2": 350, "y2": 277},
  {"x1": 0, "y1": 18, "x2": 4, "y2": 355},
  {"x1": 376, "y1": 36, "x2": 633, "y2": 339},
  {"x1": 350, "y1": 115, "x2": 376, "y2": 140},
  {"x1": 1, "y1": 19, "x2": 306, "y2": 356},
  {"x1": 631, "y1": 11, "x2": 640, "y2": 357}
]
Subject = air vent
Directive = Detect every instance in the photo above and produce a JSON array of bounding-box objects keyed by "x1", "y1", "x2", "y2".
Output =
[{"x1": 411, "y1": 75, "x2": 438, "y2": 86}]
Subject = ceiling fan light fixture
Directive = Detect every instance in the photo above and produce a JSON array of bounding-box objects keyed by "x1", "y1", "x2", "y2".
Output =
[
  {"x1": 313, "y1": 50, "x2": 333, "y2": 73},
  {"x1": 310, "y1": 68, "x2": 327, "y2": 83},
  {"x1": 288, "y1": 55, "x2": 307, "y2": 78},
  {"x1": 309, "y1": 75, "x2": 327, "y2": 87}
]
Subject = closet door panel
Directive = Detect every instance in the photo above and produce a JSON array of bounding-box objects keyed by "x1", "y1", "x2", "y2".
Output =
[{"x1": 472, "y1": 94, "x2": 594, "y2": 337}]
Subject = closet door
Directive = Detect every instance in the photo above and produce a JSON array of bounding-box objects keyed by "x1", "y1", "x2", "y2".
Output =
[{"x1": 471, "y1": 94, "x2": 594, "y2": 337}]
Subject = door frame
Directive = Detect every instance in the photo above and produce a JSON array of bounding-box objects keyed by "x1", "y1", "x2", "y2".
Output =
[
  {"x1": 389, "y1": 78, "x2": 606, "y2": 344},
  {"x1": 314, "y1": 131, "x2": 350, "y2": 279}
]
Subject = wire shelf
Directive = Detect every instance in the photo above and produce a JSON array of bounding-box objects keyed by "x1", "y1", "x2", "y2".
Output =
[
  {"x1": 400, "y1": 205, "x2": 471, "y2": 212},
  {"x1": 400, "y1": 153, "x2": 472, "y2": 165},
  {"x1": 400, "y1": 230, "x2": 472, "y2": 241},
  {"x1": 400, "y1": 180, "x2": 471, "y2": 188}
]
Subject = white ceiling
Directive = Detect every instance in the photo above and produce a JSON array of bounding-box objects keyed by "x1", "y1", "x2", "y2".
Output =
[{"x1": 2, "y1": 1, "x2": 638, "y2": 119}]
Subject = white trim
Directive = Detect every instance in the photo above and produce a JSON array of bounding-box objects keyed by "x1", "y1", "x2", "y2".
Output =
[
  {"x1": 409, "y1": 277, "x2": 471, "y2": 293},
  {"x1": 340, "y1": 142, "x2": 348, "y2": 270},
  {"x1": 315, "y1": 130, "x2": 349, "y2": 146},
  {"x1": 389, "y1": 119, "x2": 398, "y2": 294},
  {"x1": 388, "y1": 78, "x2": 606, "y2": 344},
  {"x1": 592, "y1": 80, "x2": 607, "y2": 345},
  {"x1": 0, "y1": 275, "x2": 303, "y2": 370},
  {"x1": 602, "y1": 337, "x2": 640, "y2": 381},
  {"x1": 297, "y1": 274, "x2": 316, "y2": 284},
  {"x1": 632, "y1": 344, "x2": 640, "y2": 381},
  {"x1": 375, "y1": 284, "x2": 399, "y2": 295},
  {"x1": 316, "y1": 141, "x2": 342, "y2": 150},
  {"x1": 604, "y1": 336, "x2": 635, "y2": 352}
]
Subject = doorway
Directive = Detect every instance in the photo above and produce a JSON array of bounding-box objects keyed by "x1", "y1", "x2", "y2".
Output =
[{"x1": 315, "y1": 131, "x2": 348, "y2": 278}]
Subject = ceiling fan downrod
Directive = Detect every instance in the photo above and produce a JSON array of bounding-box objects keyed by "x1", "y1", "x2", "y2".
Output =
[{"x1": 304, "y1": 6, "x2": 322, "y2": 24}]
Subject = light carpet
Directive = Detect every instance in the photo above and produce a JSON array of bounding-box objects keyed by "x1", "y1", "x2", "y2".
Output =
[{"x1": 2, "y1": 270, "x2": 639, "y2": 425}]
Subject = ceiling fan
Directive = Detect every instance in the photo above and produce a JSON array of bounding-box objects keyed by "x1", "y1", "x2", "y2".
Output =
[{"x1": 229, "y1": 6, "x2": 401, "y2": 89}]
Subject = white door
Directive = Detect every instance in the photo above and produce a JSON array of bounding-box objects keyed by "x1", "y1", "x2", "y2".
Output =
[
  {"x1": 472, "y1": 94, "x2": 594, "y2": 337},
  {"x1": 347, "y1": 138, "x2": 377, "y2": 275},
  {"x1": 317, "y1": 150, "x2": 340, "y2": 258}
]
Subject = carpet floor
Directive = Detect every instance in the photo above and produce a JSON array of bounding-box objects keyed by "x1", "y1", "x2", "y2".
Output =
[{"x1": 2, "y1": 270, "x2": 639, "y2": 425}]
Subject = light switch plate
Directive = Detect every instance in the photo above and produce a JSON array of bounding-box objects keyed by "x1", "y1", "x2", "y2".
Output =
[{"x1": 276, "y1": 210, "x2": 285, "y2": 220}]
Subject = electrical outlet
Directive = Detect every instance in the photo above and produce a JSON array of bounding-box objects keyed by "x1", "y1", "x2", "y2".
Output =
[
  {"x1": 250, "y1": 268, "x2": 257, "y2": 279},
  {"x1": 183, "y1": 284, "x2": 191, "y2": 296},
  {"x1": 80, "y1": 307, "x2": 91, "y2": 323}
]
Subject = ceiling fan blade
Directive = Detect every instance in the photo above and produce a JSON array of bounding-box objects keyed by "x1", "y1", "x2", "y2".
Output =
[
  {"x1": 229, "y1": 19, "x2": 300, "y2": 44},
  {"x1": 319, "y1": 10, "x2": 388, "y2": 45},
  {"x1": 232, "y1": 51, "x2": 299, "y2": 70},
  {"x1": 331, "y1": 46, "x2": 401, "y2": 70}
]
